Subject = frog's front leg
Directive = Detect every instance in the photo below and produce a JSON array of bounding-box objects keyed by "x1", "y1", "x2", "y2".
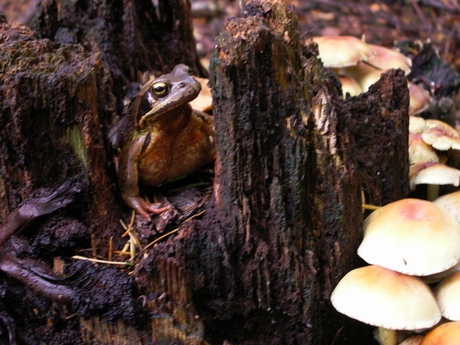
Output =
[{"x1": 118, "y1": 135, "x2": 169, "y2": 220}]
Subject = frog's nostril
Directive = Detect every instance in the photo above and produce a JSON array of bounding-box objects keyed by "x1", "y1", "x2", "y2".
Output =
[{"x1": 179, "y1": 82, "x2": 186, "y2": 87}]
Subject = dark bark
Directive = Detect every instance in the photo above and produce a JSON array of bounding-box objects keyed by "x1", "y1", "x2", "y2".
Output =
[
  {"x1": 177, "y1": 1, "x2": 409, "y2": 344},
  {"x1": 29, "y1": 0, "x2": 206, "y2": 105}
]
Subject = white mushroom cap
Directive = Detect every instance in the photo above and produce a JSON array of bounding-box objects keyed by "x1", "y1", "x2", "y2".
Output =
[
  {"x1": 409, "y1": 116, "x2": 427, "y2": 134},
  {"x1": 434, "y1": 272, "x2": 460, "y2": 321},
  {"x1": 338, "y1": 44, "x2": 411, "y2": 92},
  {"x1": 358, "y1": 198, "x2": 460, "y2": 276},
  {"x1": 420, "y1": 321, "x2": 460, "y2": 344},
  {"x1": 352, "y1": 68, "x2": 383, "y2": 93},
  {"x1": 331, "y1": 265, "x2": 441, "y2": 330},
  {"x1": 367, "y1": 44, "x2": 412, "y2": 75},
  {"x1": 433, "y1": 191, "x2": 460, "y2": 223},
  {"x1": 410, "y1": 162, "x2": 460, "y2": 191},
  {"x1": 422, "y1": 261, "x2": 460, "y2": 284},
  {"x1": 312, "y1": 36, "x2": 376, "y2": 68}
]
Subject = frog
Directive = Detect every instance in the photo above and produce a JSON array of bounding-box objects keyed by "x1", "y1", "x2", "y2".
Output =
[{"x1": 117, "y1": 64, "x2": 216, "y2": 220}]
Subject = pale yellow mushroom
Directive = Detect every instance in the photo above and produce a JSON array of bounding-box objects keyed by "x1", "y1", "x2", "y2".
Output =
[
  {"x1": 312, "y1": 35, "x2": 376, "y2": 68},
  {"x1": 433, "y1": 191, "x2": 460, "y2": 223},
  {"x1": 409, "y1": 162, "x2": 460, "y2": 200},
  {"x1": 409, "y1": 133, "x2": 439, "y2": 165},
  {"x1": 338, "y1": 75, "x2": 363, "y2": 97},
  {"x1": 331, "y1": 265, "x2": 441, "y2": 345},
  {"x1": 358, "y1": 198, "x2": 460, "y2": 275},
  {"x1": 340, "y1": 44, "x2": 412, "y2": 92},
  {"x1": 434, "y1": 271, "x2": 460, "y2": 321},
  {"x1": 409, "y1": 116, "x2": 427, "y2": 134}
]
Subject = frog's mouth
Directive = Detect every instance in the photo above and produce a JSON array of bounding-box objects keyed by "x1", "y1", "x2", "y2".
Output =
[{"x1": 139, "y1": 90, "x2": 200, "y2": 128}]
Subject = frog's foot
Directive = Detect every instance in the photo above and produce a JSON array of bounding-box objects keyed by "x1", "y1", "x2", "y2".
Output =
[{"x1": 125, "y1": 196, "x2": 170, "y2": 220}]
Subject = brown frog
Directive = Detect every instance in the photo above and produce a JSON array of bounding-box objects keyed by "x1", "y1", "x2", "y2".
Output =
[{"x1": 117, "y1": 64, "x2": 215, "y2": 219}]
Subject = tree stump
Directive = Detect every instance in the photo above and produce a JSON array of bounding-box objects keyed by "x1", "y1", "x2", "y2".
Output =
[{"x1": 177, "y1": 1, "x2": 409, "y2": 344}]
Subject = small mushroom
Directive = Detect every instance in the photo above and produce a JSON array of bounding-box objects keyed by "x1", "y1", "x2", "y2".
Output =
[
  {"x1": 409, "y1": 116, "x2": 427, "y2": 134},
  {"x1": 409, "y1": 83, "x2": 432, "y2": 116},
  {"x1": 312, "y1": 35, "x2": 376, "y2": 68},
  {"x1": 339, "y1": 44, "x2": 412, "y2": 92},
  {"x1": 420, "y1": 321, "x2": 460, "y2": 344},
  {"x1": 433, "y1": 191, "x2": 460, "y2": 223},
  {"x1": 358, "y1": 198, "x2": 460, "y2": 276},
  {"x1": 331, "y1": 265, "x2": 441, "y2": 345},
  {"x1": 434, "y1": 271, "x2": 460, "y2": 321},
  {"x1": 421, "y1": 119, "x2": 460, "y2": 151},
  {"x1": 409, "y1": 162, "x2": 460, "y2": 200},
  {"x1": 409, "y1": 133, "x2": 439, "y2": 165},
  {"x1": 338, "y1": 75, "x2": 363, "y2": 97},
  {"x1": 367, "y1": 44, "x2": 412, "y2": 74}
]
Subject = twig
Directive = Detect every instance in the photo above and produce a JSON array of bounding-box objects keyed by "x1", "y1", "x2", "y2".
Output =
[{"x1": 71, "y1": 255, "x2": 134, "y2": 266}]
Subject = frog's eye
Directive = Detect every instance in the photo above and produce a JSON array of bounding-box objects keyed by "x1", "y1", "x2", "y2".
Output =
[{"x1": 151, "y1": 82, "x2": 169, "y2": 97}]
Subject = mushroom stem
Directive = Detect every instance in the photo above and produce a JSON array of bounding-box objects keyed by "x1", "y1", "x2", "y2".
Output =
[
  {"x1": 376, "y1": 327, "x2": 398, "y2": 345},
  {"x1": 427, "y1": 184, "x2": 440, "y2": 201},
  {"x1": 362, "y1": 204, "x2": 381, "y2": 211}
]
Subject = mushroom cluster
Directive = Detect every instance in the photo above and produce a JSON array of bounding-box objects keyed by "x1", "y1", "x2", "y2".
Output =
[
  {"x1": 409, "y1": 116, "x2": 460, "y2": 200},
  {"x1": 313, "y1": 34, "x2": 460, "y2": 345},
  {"x1": 310, "y1": 35, "x2": 429, "y2": 115},
  {"x1": 331, "y1": 198, "x2": 460, "y2": 345}
]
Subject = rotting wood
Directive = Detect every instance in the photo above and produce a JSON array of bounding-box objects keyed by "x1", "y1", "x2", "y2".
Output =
[
  {"x1": 177, "y1": 1, "x2": 409, "y2": 344},
  {"x1": 29, "y1": 0, "x2": 207, "y2": 95}
]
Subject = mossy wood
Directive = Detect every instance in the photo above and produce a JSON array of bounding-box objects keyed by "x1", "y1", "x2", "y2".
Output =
[{"x1": 0, "y1": 0, "x2": 409, "y2": 344}]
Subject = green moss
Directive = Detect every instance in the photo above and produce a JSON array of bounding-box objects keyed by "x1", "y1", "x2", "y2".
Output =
[{"x1": 66, "y1": 126, "x2": 89, "y2": 170}]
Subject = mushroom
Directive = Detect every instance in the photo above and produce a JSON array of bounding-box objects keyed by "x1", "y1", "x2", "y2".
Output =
[
  {"x1": 367, "y1": 44, "x2": 412, "y2": 74},
  {"x1": 421, "y1": 119, "x2": 460, "y2": 151},
  {"x1": 339, "y1": 44, "x2": 412, "y2": 92},
  {"x1": 349, "y1": 68, "x2": 384, "y2": 93},
  {"x1": 409, "y1": 83, "x2": 432, "y2": 116},
  {"x1": 409, "y1": 162, "x2": 460, "y2": 200},
  {"x1": 331, "y1": 265, "x2": 441, "y2": 345},
  {"x1": 358, "y1": 198, "x2": 460, "y2": 276},
  {"x1": 433, "y1": 191, "x2": 460, "y2": 223},
  {"x1": 409, "y1": 116, "x2": 427, "y2": 134},
  {"x1": 434, "y1": 271, "x2": 460, "y2": 321},
  {"x1": 420, "y1": 321, "x2": 460, "y2": 344},
  {"x1": 338, "y1": 75, "x2": 363, "y2": 97},
  {"x1": 409, "y1": 133, "x2": 439, "y2": 165},
  {"x1": 422, "y1": 261, "x2": 460, "y2": 284},
  {"x1": 312, "y1": 35, "x2": 376, "y2": 68}
]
